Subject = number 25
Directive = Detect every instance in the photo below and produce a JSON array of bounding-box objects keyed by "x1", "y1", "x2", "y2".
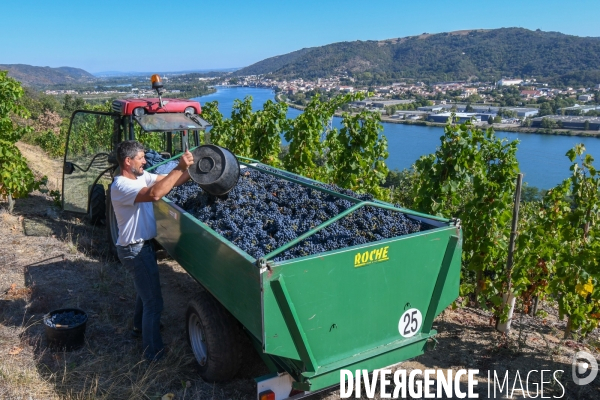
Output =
[{"x1": 403, "y1": 310, "x2": 418, "y2": 335}]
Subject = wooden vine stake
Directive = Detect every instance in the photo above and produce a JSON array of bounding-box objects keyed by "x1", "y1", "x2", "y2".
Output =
[{"x1": 497, "y1": 173, "x2": 523, "y2": 333}]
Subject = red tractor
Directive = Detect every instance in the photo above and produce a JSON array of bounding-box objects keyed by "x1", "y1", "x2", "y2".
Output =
[{"x1": 61, "y1": 74, "x2": 210, "y2": 256}]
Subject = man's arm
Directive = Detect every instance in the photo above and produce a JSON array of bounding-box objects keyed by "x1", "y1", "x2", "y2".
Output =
[
  {"x1": 154, "y1": 170, "x2": 190, "y2": 187},
  {"x1": 174, "y1": 170, "x2": 191, "y2": 187},
  {"x1": 135, "y1": 150, "x2": 193, "y2": 202}
]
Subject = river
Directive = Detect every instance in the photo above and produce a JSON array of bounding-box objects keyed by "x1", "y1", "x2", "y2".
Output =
[{"x1": 194, "y1": 86, "x2": 600, "y2": 189}]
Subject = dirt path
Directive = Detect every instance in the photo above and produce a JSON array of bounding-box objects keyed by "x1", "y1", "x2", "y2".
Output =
[{"x1": 1, "y1": 144, "x2": 599, "y2": 399}]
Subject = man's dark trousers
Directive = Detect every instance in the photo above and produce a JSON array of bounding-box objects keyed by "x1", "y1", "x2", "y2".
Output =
[{"x1": 117, "y1": 240, "x2": 164, "y2": 361}]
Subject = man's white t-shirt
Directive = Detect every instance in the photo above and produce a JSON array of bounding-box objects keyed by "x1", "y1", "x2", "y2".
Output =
[{"x1": 111, "y1": 171, "x2": 158, "y2": 247}]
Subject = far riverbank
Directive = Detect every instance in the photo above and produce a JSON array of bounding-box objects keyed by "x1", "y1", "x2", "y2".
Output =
[
  {"x1": 198, "y1": 86, "x2": 600, "y2": 189},
  {"x1": 281, "y1": 97, "x2": 600, "y2": 139}
]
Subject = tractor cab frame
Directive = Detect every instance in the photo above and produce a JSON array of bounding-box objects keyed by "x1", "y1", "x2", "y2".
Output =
[{"x1": 61, "y1": 96, "x2": 210, "y2": 252}]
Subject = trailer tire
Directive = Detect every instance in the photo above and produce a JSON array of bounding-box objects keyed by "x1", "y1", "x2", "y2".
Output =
[
  {"x1": 186, "y1": 291, "x2": 242, "y2": 382},
  {"x1": 89, "y1": 184, "x2": 106, "y2": 225},
  {"x1": 105, "y1": 185, "x2": 119, "y2": 261}
]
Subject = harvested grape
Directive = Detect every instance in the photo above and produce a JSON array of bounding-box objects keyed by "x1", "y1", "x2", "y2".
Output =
[{"x1": 167, "y1": 167, "x2": 424, "y2": 261}]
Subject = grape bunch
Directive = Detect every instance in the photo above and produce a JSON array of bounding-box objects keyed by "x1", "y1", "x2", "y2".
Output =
[
  {"x1": 167, "y1": 166, "x2": 425, "y2": 261},
  {"x1": 45, "y1": 311, "x2": 87, "y2": 328}
]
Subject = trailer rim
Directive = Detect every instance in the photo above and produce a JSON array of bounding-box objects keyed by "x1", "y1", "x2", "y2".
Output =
[{"x1": 188, "y1": 313, "x2": 208, "y2": 366}]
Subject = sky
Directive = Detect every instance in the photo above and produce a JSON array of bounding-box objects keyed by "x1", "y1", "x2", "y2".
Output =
[{"x1": 3, "y1": 0, "x2": 600, "y2": 74}]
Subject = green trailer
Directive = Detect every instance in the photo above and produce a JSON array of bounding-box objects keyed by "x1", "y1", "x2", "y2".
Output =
[
  {"x1": 149, "y1": 158, "x2": 462, "y2": 397},
  {"x1": 61, "y1": 94, "x2": 462, "y2": 399}
]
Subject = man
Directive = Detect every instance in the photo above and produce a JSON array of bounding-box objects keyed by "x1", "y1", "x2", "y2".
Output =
[{"x1": 111, "y1": 140, "x2": 193, "y2": 362}]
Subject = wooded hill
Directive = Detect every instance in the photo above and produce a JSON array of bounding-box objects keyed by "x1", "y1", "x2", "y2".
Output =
[
  {"x1": 0, "y1": 64, "x2": 95, "y2": 87},
  {"x1": 235, "y1": 28, "x2": 600, "y2": 86}
]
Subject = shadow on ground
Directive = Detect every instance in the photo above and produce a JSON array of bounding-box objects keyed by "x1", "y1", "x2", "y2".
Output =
[{"x1": 1, "y1": 202, "x2": 268, "y2": 399}]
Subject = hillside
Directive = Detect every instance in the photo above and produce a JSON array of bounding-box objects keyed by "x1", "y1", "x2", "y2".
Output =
[
  {"x1": 235, "y1": 28, "x2": 600, "y2": 86},
  {"x1": 0, "y1": 64, "x2": 96, "y2": 86},
  {"x1": 233, "y1": 47, "x2": 314, "y2": 77}
]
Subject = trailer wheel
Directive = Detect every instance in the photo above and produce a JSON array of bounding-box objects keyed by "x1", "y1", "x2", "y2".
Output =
[
  {"x1": 186, "y1": 291, "x2": 242, "y2": 382},
  {"x1": 89, "y1": 184, "x2": 106, "y2": 225},
  {"x1": 105, "y1": 185, "x2": 119, "y2": 260}
]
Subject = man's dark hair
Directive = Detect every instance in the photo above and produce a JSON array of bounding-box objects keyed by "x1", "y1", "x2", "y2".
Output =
[{"x1": 116, "y1": 140, "x2": 145, "y2": 166}]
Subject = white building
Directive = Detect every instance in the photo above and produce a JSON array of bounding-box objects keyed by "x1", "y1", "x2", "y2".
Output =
[
  {"x1": 497, "y1": 79, "x2": 523, "y2": 87},
  {"x1": 336, "y1": 86, "x2": 354, "y2": 93}
]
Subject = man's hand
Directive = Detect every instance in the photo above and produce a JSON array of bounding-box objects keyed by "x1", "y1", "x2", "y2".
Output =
[
  {"x1": 177, "y1": 149, "x2": 194, "y2": 171},
  {"x1": 135, "y1": 150, "x2": 194, "y2": 202}
]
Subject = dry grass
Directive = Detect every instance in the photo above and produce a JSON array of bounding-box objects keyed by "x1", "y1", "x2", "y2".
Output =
[
  {"x1": 0, "y1": 332, "x2": 246, "y2": 399},
  {"x1": 0, "y1": 192, "x2": 261, "y2": 400}
]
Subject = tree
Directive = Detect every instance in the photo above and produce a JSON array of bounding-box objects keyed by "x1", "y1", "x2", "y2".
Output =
[
  {"x1": 467, "y1": 94, "x2": 481, "y2": 103},
  {"x1": 488, "y1": 116, "x2": 494, "y2": 125},
  {"x1": 62, "y1": 94, "x2": 85, "y2": 114},
  {"x1": 0, "y1": 71, "x2": 41, "y2": 212},
  {"x1": 520, "y1": 184, "x2": 543, "y2": 202},
  {"x1": 541, "y1": 118, "x2": 557, "y2": 129},
  {"x1": 465, "y1": 103, "x2": 474, "y2": 112},
  {"x1": 34, "y1": 110, "x2": 62, "y2": 134},
  {"x1": 538, "y1": 102, "x2": 554, "y2": 117},
  {"x1": 21, "y1": 87, "x2": 63, "y2": 119},
  {"x1": 584, "y1": 120, "x2": 590, "y2": 130}
]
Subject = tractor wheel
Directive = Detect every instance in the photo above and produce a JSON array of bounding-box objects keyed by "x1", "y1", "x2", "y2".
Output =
[
  {"x1": 105, "y1": 185, "x2": 119, "y2": 260},
  {"x1": 89, "y1": 184, "x2": 106, "y2": 225},
  {"x1": 186, "y1": 291, "x2": 242, "y2": 382}
]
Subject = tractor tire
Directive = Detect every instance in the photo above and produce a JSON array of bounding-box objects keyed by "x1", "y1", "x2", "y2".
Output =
[
  {"x1": 89, "y1": 184, "x2": 106, "y2": 225},
  {"x1": 105, "y1": 185, "x2": 119, "y2": 261},
  {"x1": 186, "y1": 291, "x2": 242, "y2": 382}
]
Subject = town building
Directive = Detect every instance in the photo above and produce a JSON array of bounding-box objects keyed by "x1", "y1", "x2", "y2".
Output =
[
  {"x1": 392, "y1": 110, "x2": 428, "y2": 120},
  {"x1": 418, "y1": 104, "x2": 464, "y2": 113},
  {"x1": 507, "y1": 108, "x2": 539, "y2": 118},
  {"x1": 336, "y1": 86, "x2": 354, "y2": 93},
  {"x1": 428, "y1": 112, "x2": 481, "y2": 124},
  {"x1": 370, "y1": 100, "x2": 415, "y2": 108},
  {"x1": 497, "y1": 79, "x2": 523, "y2": 87},
  {"x1": 578, "y1": 94, "x2": 595, "y2": 102},
  {"x1": 561, "y1": 105, "x2": 600, "y2": 115},
  {"x1": 520, "y1": 90, "x2": 544, "y2": 99},
  {"x1": 531, "y1": 115, "x2": 600, "y2": 130}
]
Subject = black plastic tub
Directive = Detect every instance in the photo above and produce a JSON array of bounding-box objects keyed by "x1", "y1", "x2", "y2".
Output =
[
  {"x1": 43, "y1": 308, "x2": 88, "y2": 350},
  {"x1": 189, "y1": 145, "x2": 240, "y2": 196}
]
